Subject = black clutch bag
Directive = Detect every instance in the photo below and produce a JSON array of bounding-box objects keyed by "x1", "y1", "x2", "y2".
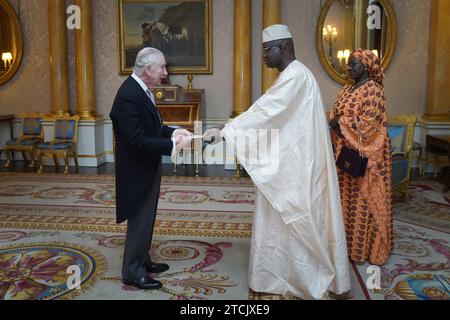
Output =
[{"x1": 336, "y1": 145, "x2": 368, "y2": 177}]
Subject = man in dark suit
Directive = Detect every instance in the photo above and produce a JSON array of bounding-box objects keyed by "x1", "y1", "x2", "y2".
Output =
[{"x1": 110, "y1": 47, "x2": 192, "y2": 290}]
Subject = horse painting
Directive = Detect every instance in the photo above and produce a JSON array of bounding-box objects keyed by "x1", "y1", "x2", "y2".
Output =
[{"x1": 121, "y1": 0, "x2": 211, "y2": 73}]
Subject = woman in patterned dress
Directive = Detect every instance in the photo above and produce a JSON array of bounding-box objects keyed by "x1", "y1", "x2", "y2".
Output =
[{"x1": 329, "y1": 49, "x2": 392, "y2": 266}]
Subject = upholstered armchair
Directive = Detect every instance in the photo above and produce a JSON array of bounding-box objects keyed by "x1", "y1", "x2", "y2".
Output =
[
  {"x1": 36, "y1": 115, "x2": 79, "y2": 174},
  {"x1": 4, "y1": 113, "x2": 45, "y2": 168},
  {"x1": 387, "y1": 114, "x2": 417, "y2": 201}
]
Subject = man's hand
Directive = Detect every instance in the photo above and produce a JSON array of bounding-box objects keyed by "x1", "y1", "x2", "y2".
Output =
[
  {"x1": 172, "y1": 128, "x2": 192, "y2": 140},
  {"x1": 175, "y1": 135, "x2": 193, "y2": 151},
  {"x1": 203, "y1": 127, "x2": 223, "y2": 145}
]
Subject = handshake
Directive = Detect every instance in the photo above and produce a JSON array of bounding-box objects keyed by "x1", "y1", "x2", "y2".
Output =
[{"x1": 172, "y1": 127, "x2": 223, "y2": 152}]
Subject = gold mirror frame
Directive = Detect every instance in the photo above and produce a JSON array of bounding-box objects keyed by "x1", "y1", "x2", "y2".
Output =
[
  {"x1": 0, "y1": 0, "x2": 23, "y2": 86},
  {"x1": 316, "y1": 0, "x2": 397, "y2": 85}
]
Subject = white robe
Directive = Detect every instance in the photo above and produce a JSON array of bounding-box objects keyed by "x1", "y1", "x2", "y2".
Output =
[{"x1": 221, "y1": 60, "x2": 351, "y2": 299}]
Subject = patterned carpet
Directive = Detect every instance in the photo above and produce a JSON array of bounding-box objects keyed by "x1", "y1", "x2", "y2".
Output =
[
  {"x1": 0, "y1": 173, "x2": 254, "y2": 300},
  {"x1": 0, "y1": 172, "x2": 448, "y2": 300},
  {"x1": 351, "y1": 182, "x2": 450, "y2": 300}
]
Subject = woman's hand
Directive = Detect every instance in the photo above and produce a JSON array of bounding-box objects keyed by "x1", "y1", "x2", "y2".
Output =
[{"x1": 329, "y1": 117, "x2": 343, "y2": 137}]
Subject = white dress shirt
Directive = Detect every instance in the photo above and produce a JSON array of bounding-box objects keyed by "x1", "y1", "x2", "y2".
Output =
[{"x1": 131, "y1": 73, "x2": 156, "y2": 105}]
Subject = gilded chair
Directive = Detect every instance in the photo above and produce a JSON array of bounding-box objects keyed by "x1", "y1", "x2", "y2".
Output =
[
  {"x1": 387, "y1": 114, "x2": 417, "y2": 201},
  {"x1": 4, "y1": 113, "x2": 45, "y2": 168},
  {"x1": 36, "y1": 115, "x2": 79, "y2": 174}
]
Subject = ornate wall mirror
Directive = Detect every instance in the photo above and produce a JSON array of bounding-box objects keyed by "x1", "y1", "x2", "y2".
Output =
[
  {"x1": 0, "y1": 0, "x2": 23, "y2": 85},
  {"x1": 316, "y1": 0, "x2": 397, "y2": 85}
]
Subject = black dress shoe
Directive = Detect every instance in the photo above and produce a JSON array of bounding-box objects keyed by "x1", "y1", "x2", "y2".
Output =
[
  {"x1": 123, "y1": 276, "x2": 162, "y2": 290},
  {"x1": 145, "y1": 262, "x2": 169, "y2": 274}
]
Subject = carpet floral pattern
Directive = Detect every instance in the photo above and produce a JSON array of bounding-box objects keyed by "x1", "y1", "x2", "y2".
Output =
[
  {"x1": 351, "y1": 183, "x2": 450, "y2": 300},
  {"x1": 0, "y1": 173, "x2": 253, "y2": 300},
  {"x1": 0, "y1": 173, "x2": 448, "y2": 300},
  {"x1": 0, "y1": 242, "x2": 106, "y2": 300}
]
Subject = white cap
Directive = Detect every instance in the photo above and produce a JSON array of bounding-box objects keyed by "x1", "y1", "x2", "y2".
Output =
[{"x1": 262, "y1": 24, "x2": 293, "y2": 43}]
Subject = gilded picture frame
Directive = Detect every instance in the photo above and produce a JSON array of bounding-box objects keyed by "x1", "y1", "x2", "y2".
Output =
[{"x1": 118, "y1": 0, "x2": 212, "y2": 75}]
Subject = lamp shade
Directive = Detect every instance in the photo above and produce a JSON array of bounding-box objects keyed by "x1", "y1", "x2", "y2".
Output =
[{"x1": 2, "y1": 52, "x2": 13, "y2": 61}]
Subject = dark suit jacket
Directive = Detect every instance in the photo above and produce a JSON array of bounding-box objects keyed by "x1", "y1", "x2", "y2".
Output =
[{"x1": 110, "y1": 76, "x2": 175, "y2": 223}]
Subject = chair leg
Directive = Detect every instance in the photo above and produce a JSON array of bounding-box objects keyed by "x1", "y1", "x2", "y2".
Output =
[
  {"x1": 21, "y1": 151, "x2": 28, "y2": 164},
  {"x1": 418, "y1": 150, "x2": 423, "y2": 176},
  {"x1": 402, "y1": 190, "x2": 409, "y2": 202},
  {"x1": 37, "y1": 152, "x2": 44, "y2": 173},
  {"x1": 4, "y1": 150, "x2": 11, "y2": 168},
  {"x1": 433, "y1": 154, "x2": 439, "y2": 178},
  {"x1": 74, "y1": 153, "x2": 79, "y2": 169},
  {"x1": 63, "y1": 153, "x2": 69, "y2": 174},
  {"x1": 235, "y1": 158, "x2": 241, "y2": 178},
  {"x1": 53, "y1": 155, "x2": 59, "y2": 168},
  {"x1": 173, "y1": 153, "x2": 177, "y2": 175},
  {"x1": 423, "y1": 152, "x2": 431, "y2": 178},
  {"x1": 29, "y1": 150, "x2": 36, "y2": 168}
]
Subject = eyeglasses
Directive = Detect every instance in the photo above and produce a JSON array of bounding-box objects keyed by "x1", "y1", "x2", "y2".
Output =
[{"x1": 263, "y1": 44, "x2": 281, "y2": 52}]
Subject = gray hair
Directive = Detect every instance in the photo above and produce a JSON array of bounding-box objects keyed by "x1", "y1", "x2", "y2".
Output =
[{"x1": 133, "y1": 47, "x2": 163, "y2": 76}]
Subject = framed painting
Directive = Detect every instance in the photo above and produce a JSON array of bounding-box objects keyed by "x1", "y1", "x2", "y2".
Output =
[{"x1": 118, "y1": 0, "x2": 212, "y2": 74}]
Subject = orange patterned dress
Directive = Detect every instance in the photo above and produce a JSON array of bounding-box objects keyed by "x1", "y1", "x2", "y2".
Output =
[{"x1": 330, "y1": 79, "x2": 392, "y2": 266}]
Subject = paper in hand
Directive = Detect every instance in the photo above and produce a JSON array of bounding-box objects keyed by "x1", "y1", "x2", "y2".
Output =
[{"x1": 185, "y1": 135, "x2": 217, "y2": 147}]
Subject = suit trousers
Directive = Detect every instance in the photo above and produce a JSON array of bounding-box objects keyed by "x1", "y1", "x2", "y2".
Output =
[{"x1": 122, "y1": 166, "x2": 162, "y2": 281}]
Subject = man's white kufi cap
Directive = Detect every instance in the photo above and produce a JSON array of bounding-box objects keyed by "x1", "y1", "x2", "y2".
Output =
[{"x1": 262, "y1": 24, "x2": 293, "y2": 43}]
